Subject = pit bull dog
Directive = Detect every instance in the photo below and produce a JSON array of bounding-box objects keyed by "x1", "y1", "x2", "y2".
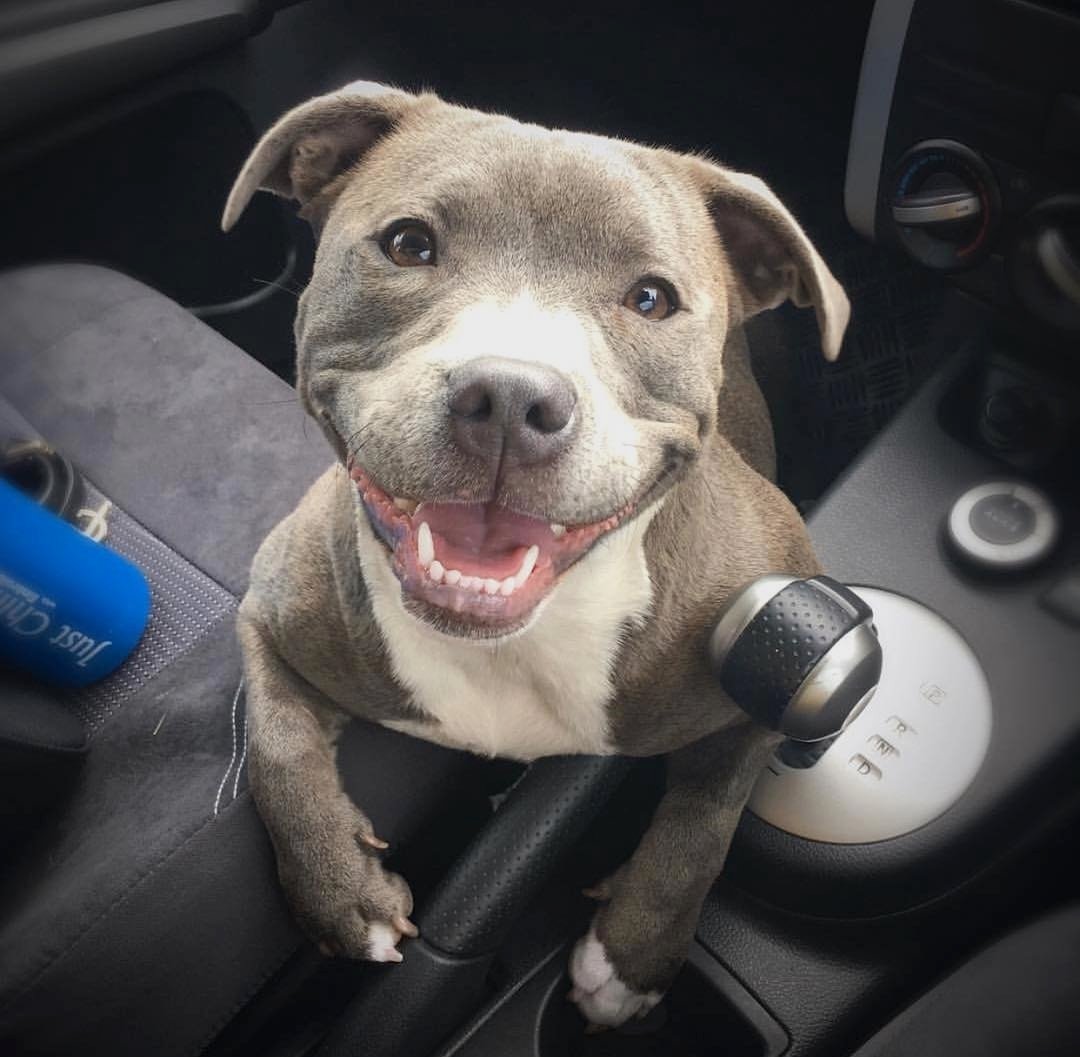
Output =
[{"x1": 223, "y1": 80, "x2": 849, "y2": 1028}]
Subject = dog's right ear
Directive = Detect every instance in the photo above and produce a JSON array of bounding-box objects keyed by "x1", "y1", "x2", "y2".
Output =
[
  {"x1": 222, "y1": 81, "x2": 425, "y2": 232},
  {"x1": 682, "y1": 158, "x2": 850, "y2": 362}
]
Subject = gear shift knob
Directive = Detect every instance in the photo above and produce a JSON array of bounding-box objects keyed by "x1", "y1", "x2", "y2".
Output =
[{"x1": 709, "y1": 574, "x2": 882, "y2": 742}]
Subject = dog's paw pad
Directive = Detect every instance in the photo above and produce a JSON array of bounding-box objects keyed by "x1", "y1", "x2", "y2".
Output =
[
  {"x1": 568, "y1": 927, "x2": 662, "y2": 1027},
  {"x1": 366, "y1": 922, "x2": 405, "y2": 963}
]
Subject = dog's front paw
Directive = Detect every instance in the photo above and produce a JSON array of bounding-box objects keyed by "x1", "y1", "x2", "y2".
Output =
[
  {"x1": 280, "y1": 830, "x2": 418, "y2": 963},
  {"x1": 568, "y1": 925, "x2": 663, "y2": 1028}
]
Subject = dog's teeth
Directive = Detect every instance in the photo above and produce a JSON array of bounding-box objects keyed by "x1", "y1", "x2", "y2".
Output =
[
  {"x1": 429, "y1": 560, "x2": 444, "y2": 583},
  {"x1": 417, "y1": 522, "x2": 434, "y2": 568},
  {"x1": 514, "y1": 544, "x2": 539, "y2": 587},
  {"x1": 550, "y1": 523, "x2": 566, "y2": 538},
  {"x1": 444, "y1": 568, "x2": 462, "y2": 586},
  {"x1": 499, "y1": 577, "x2": 516, "y2": 596},
  {"x1": 483, "y1": 578, "x2": 500, "y2": 595},
  {"x1": 393, "y1": 497, "x2": 417, "y2": 514},
  {"x1": 458, "y1": 575, "x2": 476, "y2": 590}
]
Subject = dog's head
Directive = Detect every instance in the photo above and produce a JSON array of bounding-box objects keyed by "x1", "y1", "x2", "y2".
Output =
[{"x1": 225, "y1": 82, "x2": 848, "y2": 640}]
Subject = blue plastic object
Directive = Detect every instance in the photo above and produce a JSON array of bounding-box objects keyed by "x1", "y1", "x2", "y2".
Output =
[{"x1": 0, "y1": 480, "x2": 150, "y2": 687}]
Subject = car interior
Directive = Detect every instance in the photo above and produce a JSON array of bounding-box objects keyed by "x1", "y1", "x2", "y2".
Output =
[{"x1": 1, "y1": 1, "x2": 1078, "y2": 1055}]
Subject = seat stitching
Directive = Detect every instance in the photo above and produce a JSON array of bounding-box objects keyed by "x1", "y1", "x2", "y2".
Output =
[
  {"x1": 213, "y1": 677, "x2": 245, "y2": 816},
  {"x1": 231, "y1": 684, "x2": 250, "y2": 803}
]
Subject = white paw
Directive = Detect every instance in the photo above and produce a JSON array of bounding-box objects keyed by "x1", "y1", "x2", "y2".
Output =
[
  {"x1": 366, "y1": 922, "x2": 404, "y2": 963},
  {"x1": 568, "y1": 926, "x2": 663, "y2": 1027}
]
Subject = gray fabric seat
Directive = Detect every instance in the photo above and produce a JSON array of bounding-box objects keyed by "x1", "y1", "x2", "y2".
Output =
[{"x1": 0, "y1": 263, "x2": 473, "y2": 1057}]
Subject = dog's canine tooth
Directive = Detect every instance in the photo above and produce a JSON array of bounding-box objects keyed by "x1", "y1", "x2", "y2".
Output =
[
  {"x1": 429, "y1": 560, "x2": 445, "y2": 583},
  {"x1": 516, "y1": 544, "x2": 539, "y2": 586},
  {"x1": 417, "y1": 522, "x2": 434, "y2": 567},
  {"x1": 444, "y1": 568, "x2": 462, "y2": 586},
  {"x1": 550, "y1": 523, "x2": 566, "y2": 537}
]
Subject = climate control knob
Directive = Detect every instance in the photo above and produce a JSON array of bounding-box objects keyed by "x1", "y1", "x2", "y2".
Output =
[
  {"x1": 1009, "y1": 195, "x2": 1080, "y2": 333},
  {"x1": 888, "y1": 140, "x2": 1000, "y2": 271}
]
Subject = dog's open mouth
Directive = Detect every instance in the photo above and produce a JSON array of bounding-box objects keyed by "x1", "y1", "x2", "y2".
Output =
[{"x1": 349, "y1": 463, "x2": 635, "y2": 635}]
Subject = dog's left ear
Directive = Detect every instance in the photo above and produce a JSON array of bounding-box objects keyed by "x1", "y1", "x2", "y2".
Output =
[{"x1": 687, "y1": 160, "x2": 850, "y2": 361}]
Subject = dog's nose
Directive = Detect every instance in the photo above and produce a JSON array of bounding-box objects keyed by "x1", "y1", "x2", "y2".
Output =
[{"x1": 447, "y1": 357, "x2": 578, "y2": 465}]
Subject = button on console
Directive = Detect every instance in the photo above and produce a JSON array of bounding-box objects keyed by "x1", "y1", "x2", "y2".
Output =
[
  {"x1": 947, "y1": 480, "x2": 1060, "y2": 571},
  {"x1": 969, "y1": 493, "x2": 1036, "y2": 544}
]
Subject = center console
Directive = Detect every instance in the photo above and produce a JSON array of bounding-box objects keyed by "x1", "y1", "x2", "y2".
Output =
[{"x1": 735, "y1": 0, "x2": 1080, "y2": 917}]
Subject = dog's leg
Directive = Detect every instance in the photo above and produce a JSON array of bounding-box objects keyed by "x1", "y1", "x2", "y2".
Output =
[
  {"x1": 569, "y1": 721, "x2": 779, "y2": 1026},
  {"x1": 238, "y1": 615, "x2": 418, "y2": 962}
]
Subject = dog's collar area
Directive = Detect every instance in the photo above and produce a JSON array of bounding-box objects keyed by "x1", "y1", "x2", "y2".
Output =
[{"x1": 348, "y1": 462, "x2": 635, "y2": 634}]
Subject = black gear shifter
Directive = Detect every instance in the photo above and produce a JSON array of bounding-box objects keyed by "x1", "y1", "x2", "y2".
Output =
[{"x1": 708, "y1": 574, "x2": 883, "y2": 743}]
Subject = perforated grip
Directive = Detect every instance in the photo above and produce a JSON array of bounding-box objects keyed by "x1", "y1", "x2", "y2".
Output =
[
  {"x1": 718, "y1": 577, "x2": 868, "y2": 730},
  {"x1": 419, "y1": 754, "x2": 631, "y2": 957}
]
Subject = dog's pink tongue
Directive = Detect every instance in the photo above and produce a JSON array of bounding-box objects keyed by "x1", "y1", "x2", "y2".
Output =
[{"x1": 414, "y1": 502, "x2": 553, "y2": 580}]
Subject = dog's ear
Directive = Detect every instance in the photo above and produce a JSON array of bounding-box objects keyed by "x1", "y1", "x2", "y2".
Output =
[
  {"x1": 222, "y1": 81, "x2": 426, "y2": 232},
  {"x1": 686, "y1": 160, "x2": 850, "y2": 361}
]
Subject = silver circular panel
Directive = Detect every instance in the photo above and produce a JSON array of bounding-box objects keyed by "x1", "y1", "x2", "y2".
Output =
[{"x1": 748, "y1": 588, "x2": 992, "y2": 844}]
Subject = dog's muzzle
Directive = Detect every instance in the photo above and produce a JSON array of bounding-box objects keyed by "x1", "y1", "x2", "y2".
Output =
[{"x1": 708, "y1": 575, "x2": 883, "y2": 742}]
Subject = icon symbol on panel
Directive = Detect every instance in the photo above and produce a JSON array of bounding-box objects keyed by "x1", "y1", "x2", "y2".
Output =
[
  {"x1": 920, "y1": 682, "x2": 947, "y2": 705},
  {"x1": 868, "y1": 734, "x2": 899, "y2": 759},
  {"x1": 849, "y1": 755, "x2": 883, "y2": 780}
]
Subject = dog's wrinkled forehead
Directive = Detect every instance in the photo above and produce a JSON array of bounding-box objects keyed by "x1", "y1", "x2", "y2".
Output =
[{"x1": 329, "y1": 113, "x2": 699, "y2": 290}]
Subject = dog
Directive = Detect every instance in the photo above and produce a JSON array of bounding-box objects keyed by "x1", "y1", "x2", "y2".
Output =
[{"x1": 223, "y1": 80, "x2": 849, "y2": 1028}]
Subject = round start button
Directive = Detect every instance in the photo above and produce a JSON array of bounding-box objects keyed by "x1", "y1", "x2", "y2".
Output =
[{"x1": 947, "y1": 481, "x2": 1060, "y2": 571}]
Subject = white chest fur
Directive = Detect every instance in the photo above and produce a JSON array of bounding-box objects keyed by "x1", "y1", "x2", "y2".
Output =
[{"x1": 354, "y1": 500, "x2": 658, "y2": 760}]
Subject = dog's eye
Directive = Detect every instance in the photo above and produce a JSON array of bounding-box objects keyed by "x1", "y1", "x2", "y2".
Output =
[
  {"x1": 623, "y1": 279, "x2": 677, "y2": 320},
  {"x1": 381, "y1": 221, "x2": 436, "y2": 267}
]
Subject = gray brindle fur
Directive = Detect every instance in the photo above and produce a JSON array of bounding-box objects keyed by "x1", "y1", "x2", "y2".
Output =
[{"x1": 224, "y1": 81, "x2": 849, "y2": 1026}]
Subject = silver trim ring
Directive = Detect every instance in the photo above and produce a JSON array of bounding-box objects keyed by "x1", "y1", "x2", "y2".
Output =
[{"x1": 947, "y1": 481, "x2": 1060, "y2": 570}]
